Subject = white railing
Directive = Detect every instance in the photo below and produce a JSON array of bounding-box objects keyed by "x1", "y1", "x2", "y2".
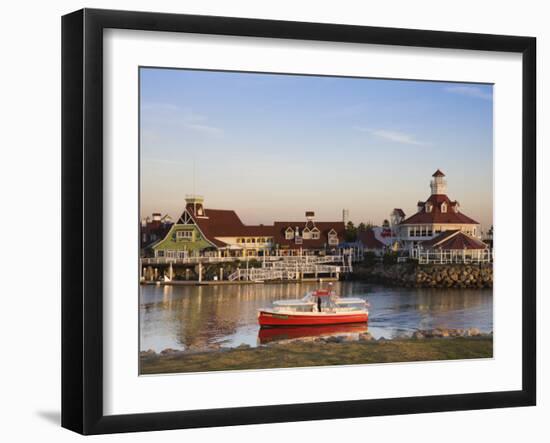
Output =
[
  {"x1": 143, "y1": 254, "x2": 352, "y2": 282},
  {"x1": 415, "y1": 249, "x2": 494, "y2": 265},
  {"x1": 228, "y1": 264, "x2": 350, "y2": 282},
  {"x1": 141, "y1": 254, "x2": 345, "y2": 266}
]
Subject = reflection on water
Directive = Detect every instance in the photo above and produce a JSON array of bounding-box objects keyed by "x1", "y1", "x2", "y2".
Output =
[
  {"x1": 140, "y1": 281, "x2": 493, "y2": 352},
  {"x1": 258, "y1": 324, "x2": 369, "y2": 345}
]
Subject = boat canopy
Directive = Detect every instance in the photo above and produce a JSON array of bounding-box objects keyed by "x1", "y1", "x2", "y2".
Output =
[{"x1": 273, "y1": 299, "x2": 315, "y2": 306}]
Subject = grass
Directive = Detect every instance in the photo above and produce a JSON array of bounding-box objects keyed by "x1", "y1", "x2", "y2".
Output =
[{"x1": 140, "y1": 337, "x2": 493, "y2": 374}]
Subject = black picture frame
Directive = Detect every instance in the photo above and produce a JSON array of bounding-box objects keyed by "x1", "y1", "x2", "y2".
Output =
[{"x1": 62, "y1": 8, "x2": 536, "y2": 435}]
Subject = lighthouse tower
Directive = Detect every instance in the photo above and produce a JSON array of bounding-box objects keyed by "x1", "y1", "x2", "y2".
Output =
[{"x1": 430, "y1": 169, "x2": 447, "y2": 195}]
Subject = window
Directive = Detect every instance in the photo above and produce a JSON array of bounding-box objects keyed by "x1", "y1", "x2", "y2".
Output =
[
  {"x1": 441, "y1": 202, "x2": 447, "y2": 213},
  {"x1": 328, "y1": 229, "x2": 338, "y2": 245},
  {"x1": 311, "y1": 228, "x2": 320, "y2": 239},
  {"x1": 285, "y1": 227, "x2": 294, "y2": 240},
  {"x1": 302, "y1": 228, "x2": 311, "y2": 240},
  {"x1": 176, "y1": 230, "x2": 193, "y2": 240},
  {"x1": 295, "y1": 237, "x2": 303, "y2": 245},
  {"x1": 426, "y1": 203, "x2": 433, "y2": 213},
  {"x1": 157, "y1": 250, "x2": 164, "y2": 257}
]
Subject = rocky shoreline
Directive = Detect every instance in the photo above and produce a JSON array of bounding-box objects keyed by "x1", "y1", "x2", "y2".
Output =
[
  {"x1": 140, "y1": 327, "x2": 492, "y2": 359},
  {"x1": 352, "y1": 263, "x2": 493, "y2": 289}
]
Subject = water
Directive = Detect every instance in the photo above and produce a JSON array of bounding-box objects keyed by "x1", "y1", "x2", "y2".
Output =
[{"x1": 140, "y1": 281, "x2": 492, "y2": 352}]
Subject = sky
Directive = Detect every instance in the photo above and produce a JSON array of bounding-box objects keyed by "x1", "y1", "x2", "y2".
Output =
[{"x1": 140, "y1": 68, "x2": 494, "y2": 231}]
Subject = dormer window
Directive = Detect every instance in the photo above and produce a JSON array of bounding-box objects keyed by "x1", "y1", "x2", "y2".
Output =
[
  {"x1": 328, "y1": 229, "x2": 338, "y2": 245},
  {"x1": 285, "y1": 227, "x2": 294, "y2": 240},
  {"x1": 302, "y1": 227, "x2": 312, "y2": 240},
  {"x1": 441, "y1": 202, "x2": 447, "y2": 213},
  {"x1": 311, "y1": 227, "x2": 320, "y2": 239},
  {"x1": 426, "y1": 203, "x2": 433, "y2": 213},
  {"x1": 176, "y1": 230, "x2": 193, "y2": 241}
]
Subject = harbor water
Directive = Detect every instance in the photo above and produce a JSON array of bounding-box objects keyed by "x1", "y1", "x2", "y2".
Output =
[{"x1": 140, "y1": 281, "x2": 493, "y2": 352}]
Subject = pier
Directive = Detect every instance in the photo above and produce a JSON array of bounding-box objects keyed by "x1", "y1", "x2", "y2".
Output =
[{"x1": 140, "y1": 254, "x2": 353, "y2": 283}]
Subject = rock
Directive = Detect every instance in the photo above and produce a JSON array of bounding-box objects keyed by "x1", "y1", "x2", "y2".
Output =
[
  {"x1": 341, "y1": 335, "x2": 356, "y2": 343},
  {"x1": 294, "y1": 336, "x2": 318, "y2": 344},
  {"x1": 466, "y1": 328, "x2": 481, "y2": 337},
  {"x1": 412, "y1": 331, "x2": 425, "y2": 339},
  {"x1": 359, "y1": 333, "x2": 374, "y2": 341},
  {"x1": 140, "y1": 349, "x2": 157, "y2": 358},
  {"x1": 160, "y1": 348, "x2": 179, "y2": 355},
  {"x1": 236, "y1": 343, "x2": 251, "y2": 349}
]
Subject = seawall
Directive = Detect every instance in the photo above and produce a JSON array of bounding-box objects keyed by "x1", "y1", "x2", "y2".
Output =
[{"x1": 352, "y1": 263, "x2": 493, "y2": 289}]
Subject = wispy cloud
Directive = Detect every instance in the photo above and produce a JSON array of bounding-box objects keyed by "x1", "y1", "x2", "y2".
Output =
[
  {"x1": 355, "y1": 127, "x2": 428, "y2": 146},
  {"x1": 142, "y1": 102, "x2": 224, "y2": 136},
  {"x1": 445, "y1": 85, "x2": 492, "y2": 100}
]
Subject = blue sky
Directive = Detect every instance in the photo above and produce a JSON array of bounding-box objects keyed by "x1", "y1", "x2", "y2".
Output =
[{"x1": 140, "y1": 68, "x2": 493, "y2": 230}]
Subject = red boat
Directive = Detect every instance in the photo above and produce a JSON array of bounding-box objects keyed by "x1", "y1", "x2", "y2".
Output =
[{"x1": 258, "y1": 286, "x2": 368, "y2": 328}]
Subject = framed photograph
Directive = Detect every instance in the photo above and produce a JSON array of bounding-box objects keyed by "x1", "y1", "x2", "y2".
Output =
[{"x1": 62, "y1": 8, "x2": 536, "y2": 435}]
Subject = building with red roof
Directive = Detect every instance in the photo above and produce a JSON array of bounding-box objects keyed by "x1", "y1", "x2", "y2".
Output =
[
  {"x1": 421, "y1": 230, "x2": 487, "y2": 251},
  {"x1": 392, "y1": 170, "x2": 482, "y2": 250},
  {"x1": 273, "y1": 211, "x2": 345, "y2": 253},
  {"x1": 140, "y1": 213, "x2": 173, "y2": 249},
  {"x1": 150, "y1": 196, "x2": 344, "y2": 258}
]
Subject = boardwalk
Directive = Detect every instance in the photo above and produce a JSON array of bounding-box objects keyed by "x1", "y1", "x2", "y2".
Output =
[{"x1": 141, "y1": 254, "x2": 352, "y2": 282}]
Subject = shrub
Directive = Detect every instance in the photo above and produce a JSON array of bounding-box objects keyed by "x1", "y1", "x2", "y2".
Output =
[
  {"x1": 382, "y1": 252, "x2": 398, "y2": 266},
  {"x1": 363, "y1": 251, "x2": 377, "y2": 267}
]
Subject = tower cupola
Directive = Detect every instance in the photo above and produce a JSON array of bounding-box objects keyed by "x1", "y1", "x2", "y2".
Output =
[
  {"x1": 430, "y1": 169, "x2": 447, "y2": 195},
  {"x1": 185, "y1": 194, "x2": 205, "y2": 216}
]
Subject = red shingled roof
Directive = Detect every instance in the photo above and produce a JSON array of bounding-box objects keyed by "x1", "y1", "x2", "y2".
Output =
[
  {"x1": 181, "y1": 206, "x2": 273, "y2": 247},
  {"x1": 421, "y1": 230, "x2": 487, "y2": 250},
  {"x1": 273, "y1": 221, "x2": 345, "y2": 249},
  {"x1": 432, "y1": 169, "x2": 446, "y2": 177},
  {"x1": 357, "y1": 229, "x2": 385, "y2": 249},
  {"x1": 392, "y1": 208, "x2": 405, "y2": 218},
  {"x1": 400, "y1": 194, "x2": 479, "y2": 225}
]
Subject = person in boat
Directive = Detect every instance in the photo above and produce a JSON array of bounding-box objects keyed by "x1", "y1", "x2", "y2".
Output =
[{"x1": 317, "y1": 295, "x2": 322, "y2": 313}]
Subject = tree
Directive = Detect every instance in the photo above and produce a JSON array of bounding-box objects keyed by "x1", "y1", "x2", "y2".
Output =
[
  {"x1": 357, "y1": 222, "x2": 367, "y2": 232},
  {"x1": 345, "y1": 221, "x2": 357, "y2": 242}
]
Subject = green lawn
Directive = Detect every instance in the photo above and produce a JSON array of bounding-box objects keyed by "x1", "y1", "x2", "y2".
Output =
[{"x1": 140, "y1": 337, "x2": 493, "y2": 374}]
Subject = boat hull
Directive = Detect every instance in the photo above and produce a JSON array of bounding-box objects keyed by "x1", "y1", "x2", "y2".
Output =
[{"x1": 258, "y1": 310, "x2": 368, "y2": 327}]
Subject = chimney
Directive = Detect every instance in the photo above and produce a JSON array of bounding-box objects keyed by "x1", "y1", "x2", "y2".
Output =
[{"x1": 342, "y1": 209, "x2": 349, "y2": 225}]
